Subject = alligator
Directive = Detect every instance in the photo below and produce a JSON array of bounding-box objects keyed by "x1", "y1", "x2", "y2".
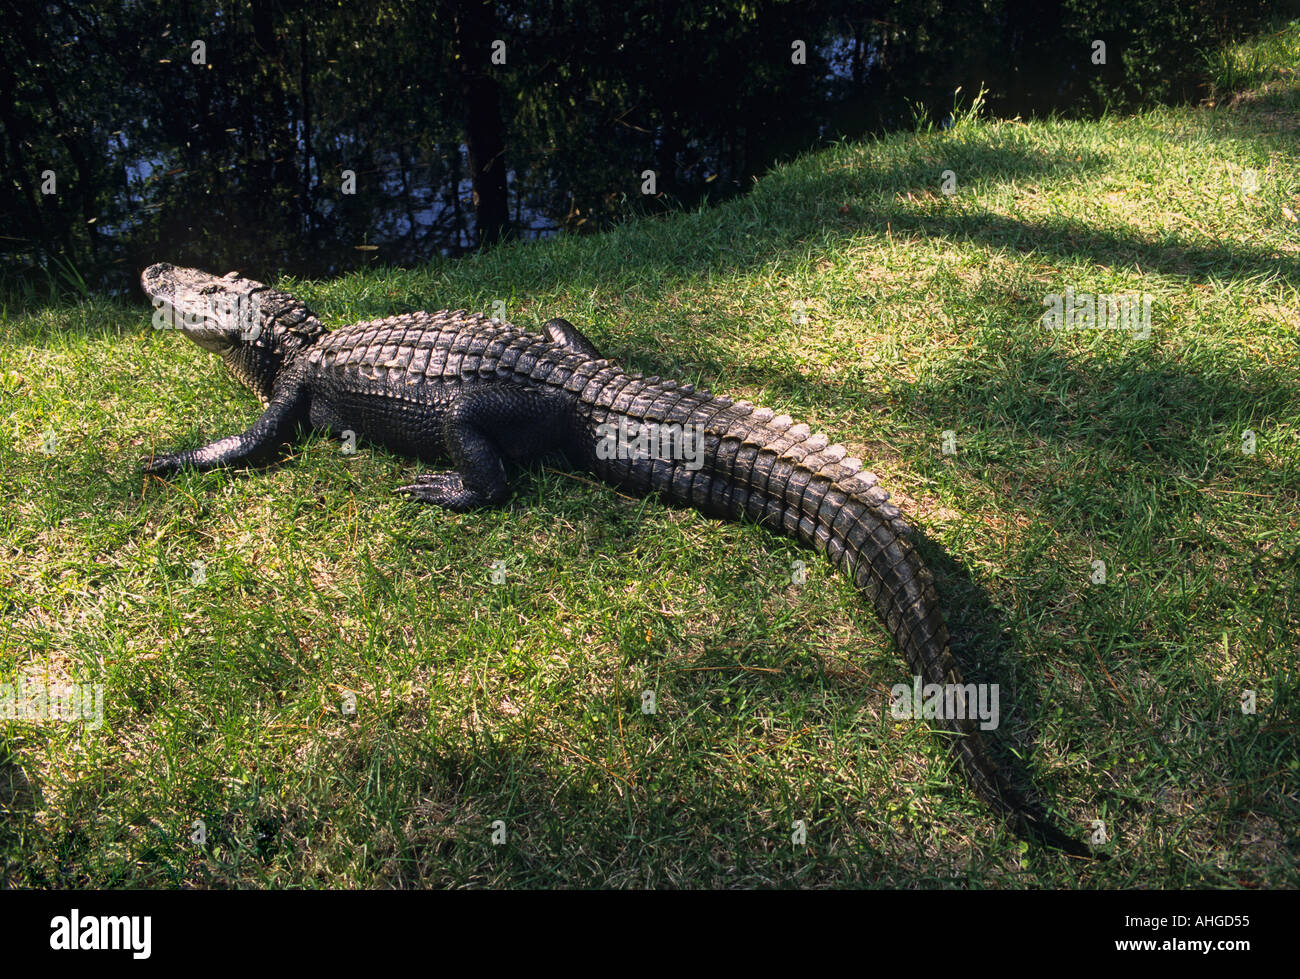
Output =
[{"x1": 141, "y1": 262, "x2": 1100, "y2": 859}]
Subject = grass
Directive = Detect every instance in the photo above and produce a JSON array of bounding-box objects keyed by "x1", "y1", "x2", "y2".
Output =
[
  {"x1": 1207, "y1": 20, "x2": 1300, "y2": 95},
  {"x1": 2, "y1": 24, "x2": 1298, "y2": 888}
]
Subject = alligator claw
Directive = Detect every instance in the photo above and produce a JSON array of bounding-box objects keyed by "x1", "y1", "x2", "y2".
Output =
[
  {"x1": 143, "y1": 453, "x2": 184, "y2": 476},
  {"x1": 394, "y1": 473, "x2": 479, "y2": 510}
]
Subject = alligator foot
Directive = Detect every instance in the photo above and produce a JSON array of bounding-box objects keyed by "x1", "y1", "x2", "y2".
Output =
[
  {"x1": 394, "y1": 472, "x2": 498, "y2": 511},
  {"x1": 143, "y1": 452, "x2": 187, "y2": 476}
]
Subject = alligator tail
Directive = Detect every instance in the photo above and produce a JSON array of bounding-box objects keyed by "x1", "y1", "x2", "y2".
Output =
[
  {"x1": 589, "y1": 382, "x2": 1095, "y2": 857},
  {"x1": 726, "y1": 408, "x2": 1098, "y2": 858}
]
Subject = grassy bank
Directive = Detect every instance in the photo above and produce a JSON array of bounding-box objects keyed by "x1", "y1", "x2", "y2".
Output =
[{"x1": 2, "y1": 24, "x2": 1297, "y2": 887}]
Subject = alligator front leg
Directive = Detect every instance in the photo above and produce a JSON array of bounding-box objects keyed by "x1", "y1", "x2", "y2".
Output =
[
  {"x1": 395, "y1": 385, "x2": 575, "y2": 511},
  {"x1": 144, "y1": 382, "x2": 308, "y2": 476}
]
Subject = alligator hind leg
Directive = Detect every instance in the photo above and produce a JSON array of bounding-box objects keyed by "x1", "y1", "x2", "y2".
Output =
[
  {"x1": 395, "y1": 385, "x2": 576, "y2": 511},
  {"x1": 543, "y1": 318, "x2": 603, "y2": 359}
]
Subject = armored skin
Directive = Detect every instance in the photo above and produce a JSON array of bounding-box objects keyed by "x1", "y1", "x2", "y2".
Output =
[{"x1": 141, "y1": 262, "x2": 1099, "y2": 859}]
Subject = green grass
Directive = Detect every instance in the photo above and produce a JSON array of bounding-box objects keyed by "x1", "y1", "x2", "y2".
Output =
[
  {"x1": 2, "y1": 25, "x2": 1298, "y2": 888},
  {"x1": 1207, "y1": 20, "x2": 1300, "y2": 95}
]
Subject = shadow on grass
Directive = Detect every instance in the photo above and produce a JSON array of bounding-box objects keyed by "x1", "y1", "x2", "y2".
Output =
[{"x1": 0, "y1": 749, "x2": 45, "y2": 887}]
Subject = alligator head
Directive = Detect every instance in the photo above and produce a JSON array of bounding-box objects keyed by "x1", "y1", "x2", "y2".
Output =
[{"x1": 142, "y1": 263, "x2": 328, "y2": 403}]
